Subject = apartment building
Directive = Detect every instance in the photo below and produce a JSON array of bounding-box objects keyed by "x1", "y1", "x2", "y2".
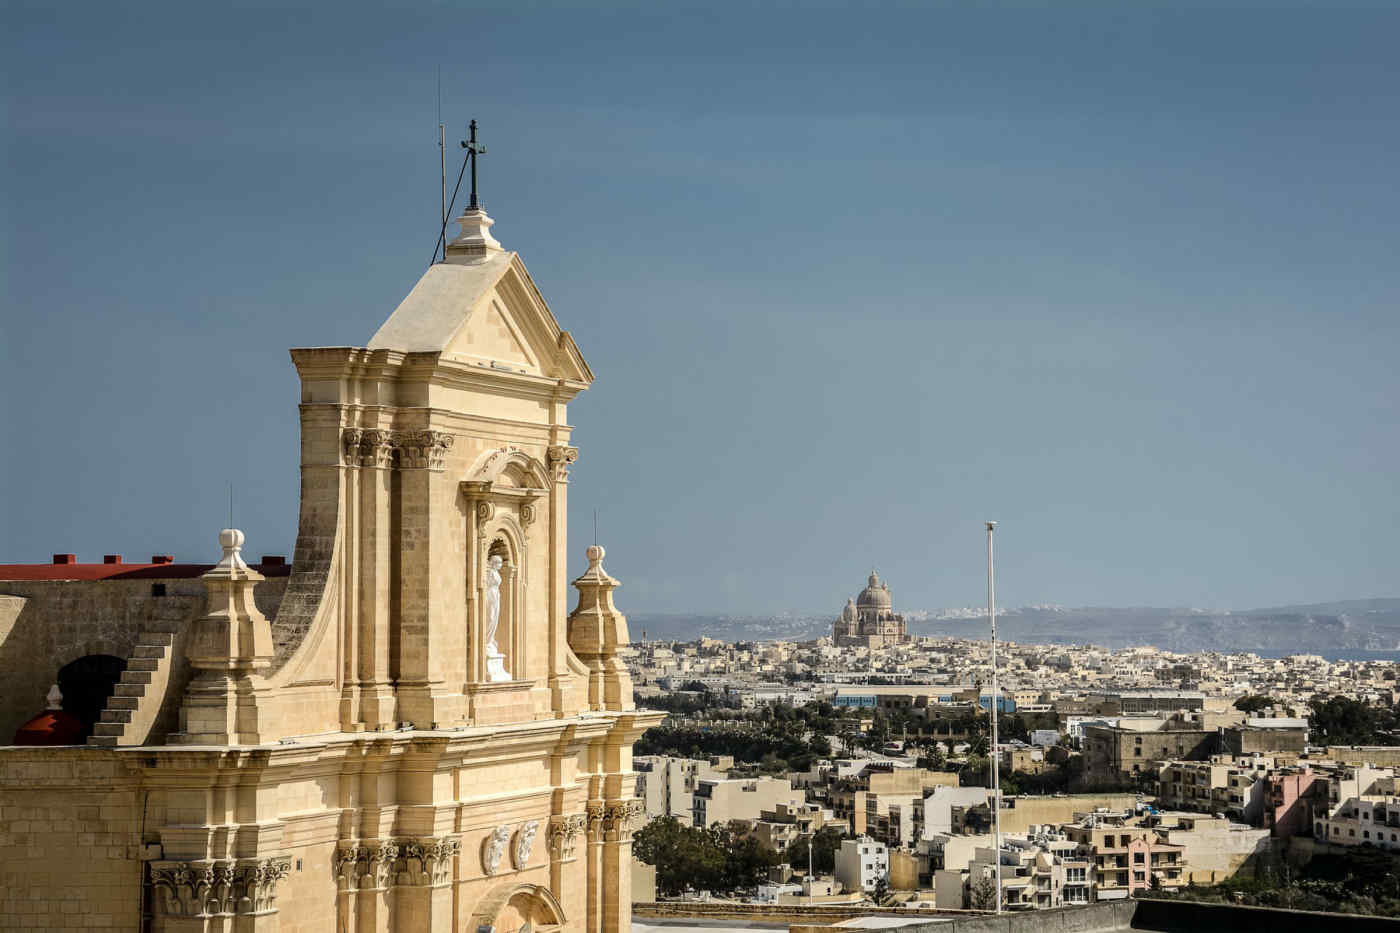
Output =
[
  {"x1": 1315, "y1": 765, "x2": 1400, "y2": 850},
  {"x1": 635, "y1": 754, "x2": 731, "y2": 824},
  {"x1": 1264, "y1": 765, "x2": 1328, "y2": 840},
  {"x1": 1060, "y1": 818, "x2": 1187, "y2": 900},
  {"x1": 1154, "y1": 754, "x2": 1274, "y2": 823},
  {"x1": 933, "y1": 832, "x2": 1092, "y2": 911},
  {"x1": 691, "y1": 775, "x2": 806, "y2": 827},
  {"x1": 835, "y1": 837, "x2": 890, "y2": 895},
  {"x1": 742, "y1": 802, "x2": 833, "y2": 855},
  {"x1": 827, "y1": 765, "x2": 958, "y2": 834}
]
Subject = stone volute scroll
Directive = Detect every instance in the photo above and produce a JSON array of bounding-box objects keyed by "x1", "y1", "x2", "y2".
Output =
[{"x1": 566, "y1": 545, "x2": 635, "y2": 712}]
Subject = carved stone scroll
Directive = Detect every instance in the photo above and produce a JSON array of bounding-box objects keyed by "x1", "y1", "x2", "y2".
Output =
[
  {"x1": 482, "y1": 824, "x2": 511, "y2": 875},
  {"x1": 513, "y1": 819, "x2": 540, "y2": 869}
]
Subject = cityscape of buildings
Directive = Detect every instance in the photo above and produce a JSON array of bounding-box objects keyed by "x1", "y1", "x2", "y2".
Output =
[{"x1": 619, "y1": 571, "x2": 1400, "y2": 914}]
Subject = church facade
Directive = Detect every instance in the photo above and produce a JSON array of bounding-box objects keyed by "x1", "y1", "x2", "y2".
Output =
[
  {"x1": 0, "y1": 201, "x2": 661, "y2": 931},
  {"x1": 832, "y1": 572, "x2": 910, "y2": 649}
]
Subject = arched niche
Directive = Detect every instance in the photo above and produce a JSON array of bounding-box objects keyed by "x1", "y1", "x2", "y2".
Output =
[
  {"x1": 461, "y1": 446, "x2": 548, "y2": 686},
  {"x1": 56, "y1": 654, "x2": 127, "y2": 741},
  {"x1": 468, "y1": 882, "x2": 565, "y2": 933}
]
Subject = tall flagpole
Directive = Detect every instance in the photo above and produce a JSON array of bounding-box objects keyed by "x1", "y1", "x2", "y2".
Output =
[{"x1": 987, "y1": 520, "x2": 1001, "y2": 914}]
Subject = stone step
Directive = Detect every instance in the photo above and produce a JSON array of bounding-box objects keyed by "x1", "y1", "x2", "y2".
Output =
[
  {"x1": 137, "y1": 630, "x2": 177, "y2": 646},
  {"x1": 105, "y1": 695, "x2": 140, "y2": 711},
  {"x1": 120, "y1": 671, "x2": 154, "y2": 685},
  {"x1": 113, "y1": 683, "x2": 147, "y2": 697},
  {"x1": 127, "y1": 657, "x2": 161, "y2": 672},
  {"x1": 86, "y1": 735, "x2": 118, "y2": 747},
  {"x1": 131, "y1": 644, "x2": 168, "y2": 660},
  {"x1": 99, "y1": 708, "x2": 133, "y2": 724},
  {"x1": 91, "y1": 721, "x2": 127, "y2": 737}
]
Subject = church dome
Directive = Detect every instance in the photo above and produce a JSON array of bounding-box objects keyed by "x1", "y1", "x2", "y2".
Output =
[{"x1": 856, "y1": 571, "x2": 892, "y2": 609}]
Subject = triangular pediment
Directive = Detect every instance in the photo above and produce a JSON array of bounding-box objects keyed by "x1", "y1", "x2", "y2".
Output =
[{"x1": 367, "y1": 252, "x2": 592, "y2": 384}]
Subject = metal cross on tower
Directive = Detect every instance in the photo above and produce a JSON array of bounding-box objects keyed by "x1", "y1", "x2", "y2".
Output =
[{"x1": 460, "y1": 119, "x2": 487, "y2": 211}]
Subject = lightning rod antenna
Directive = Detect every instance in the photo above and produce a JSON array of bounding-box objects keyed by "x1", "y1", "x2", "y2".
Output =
[{"x1": 437, "y1": 68, "x2": 446, "y2": 264}]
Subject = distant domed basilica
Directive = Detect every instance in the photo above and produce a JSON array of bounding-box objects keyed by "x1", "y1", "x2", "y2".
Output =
[{"x1": 833, "y1": 571, "x2": 910, "y2": 648}]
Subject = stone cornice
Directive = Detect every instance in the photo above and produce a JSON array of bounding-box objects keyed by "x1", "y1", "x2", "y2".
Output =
[
  {"x1": 110, "y1": 712, "x2": 623, "y2": 777},
  {"x1": 291, "y1": 345, "x2": 585, "y2": 405}
]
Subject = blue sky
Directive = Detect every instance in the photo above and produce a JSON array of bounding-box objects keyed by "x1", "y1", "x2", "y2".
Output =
[{"x1": 3, "y1": 1, "x2": 1397, "y2": 614}]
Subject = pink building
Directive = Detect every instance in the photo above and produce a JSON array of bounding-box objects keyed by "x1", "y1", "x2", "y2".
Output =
[{"x1": 1266, "y1": 767, "x2": 1325, "y2": 840}]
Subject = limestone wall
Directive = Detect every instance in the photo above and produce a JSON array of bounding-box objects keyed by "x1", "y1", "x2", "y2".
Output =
[
  {"x1": 0, "y1": 576, "x2": 286, "y2": 742},
  {"x1": 0, "y1": 749, "x2": 144, "y2": 931}
]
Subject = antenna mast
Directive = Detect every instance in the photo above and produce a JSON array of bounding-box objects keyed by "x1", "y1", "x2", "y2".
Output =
[
  {"x1": 437, "y1": 69, "x2": 446, "y2": 264},
  {"x1": 987, "y1": 520, "x2": 1001, "y2": 914}
]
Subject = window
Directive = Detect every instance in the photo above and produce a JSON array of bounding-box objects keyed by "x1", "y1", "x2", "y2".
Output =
[{"x1": 1134, "y1": 852, "x2": 1145, "y2": 864}]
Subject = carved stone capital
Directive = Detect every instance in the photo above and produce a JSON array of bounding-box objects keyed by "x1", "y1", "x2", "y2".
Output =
[
  {"x1": 402, "y1": 836, "x2": 461, "y2": 887},
  {"x1": 603, "y1": 800, "x2": 643, "y2": 841},
  {"x1": 342, "y1": 428, "x2": 396, "y2": 468},
  {"x1": 476, "y1": 501, "x2": 495, "y2": 523},
  {"x1": 546, "y1": 445, "x2": 578, "y2": 481},
  {"x1": 549, "y1": 813, "x2": 587, "y2": 860},
  {"x1": 518, "y1": 502, "x2": 537, "y2": 526},
  {"x1": 585, "y1": 802, "x2": 607, "y2": 840},
  {"x1": 152, "y1": 857, "x2": 291, "y2": 919},
  {"x1": 333, "y1": 841, "x2": 401, "y2": 892},
  {"x1": 241, "y1": 857, "x2": 292, "y2": 914},
  {"x1": 396, "y1": 430, "x2": 454, "y2": 470}
]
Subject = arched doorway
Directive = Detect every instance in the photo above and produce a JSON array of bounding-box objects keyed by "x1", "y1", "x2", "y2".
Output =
[
  {"x1": 56, "y1": 654, "x2": 127, "y2": 741},
  {"x1": 469, "y1": 883, "x2": 565, "y2": 933}
]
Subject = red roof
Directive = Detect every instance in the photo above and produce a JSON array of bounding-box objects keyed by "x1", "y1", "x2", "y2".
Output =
[
  {"x1": 0, "y1": 561, "x2": 291, "y2": 581},
  {"x1": 12, "y1": 709, "x2": 87, "y2": 746}
]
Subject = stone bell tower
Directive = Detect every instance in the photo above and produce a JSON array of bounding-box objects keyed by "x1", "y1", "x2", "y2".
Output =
[{"x1": 0, "y1": 135, "x2": 660, "y2": 933}]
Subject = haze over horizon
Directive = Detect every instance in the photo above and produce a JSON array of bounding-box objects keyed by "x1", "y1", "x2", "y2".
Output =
[{"x1": 4, "y1": 2, "x2": 1397, "y2": 615}]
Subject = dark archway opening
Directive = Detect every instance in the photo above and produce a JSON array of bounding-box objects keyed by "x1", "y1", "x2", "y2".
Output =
[{"x1": 57, "y1": 654, "x2": 127, "y2": 741}]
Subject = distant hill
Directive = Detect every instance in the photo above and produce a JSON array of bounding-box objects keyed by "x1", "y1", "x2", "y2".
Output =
[{"x1": 627, "y1": 598, "x2": 1400, "y2": 654}]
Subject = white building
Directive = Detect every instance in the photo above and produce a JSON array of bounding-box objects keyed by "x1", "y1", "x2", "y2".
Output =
[{"x1": 835, "y1": 837, "x2": 890, "y2": 894}]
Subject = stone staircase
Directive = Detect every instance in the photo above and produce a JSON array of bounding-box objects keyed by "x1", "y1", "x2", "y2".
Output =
[{"x1": 87, "y1": 630, "x2": 179, "y2": 747}]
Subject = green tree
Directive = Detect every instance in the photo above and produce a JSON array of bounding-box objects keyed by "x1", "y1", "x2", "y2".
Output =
[
  {"x1": 1234, "y1": 694, "x2": 1276, "y2": 714},
  {"x1": 785, "y1": 826, "x2": 845, "y2": 874},
  {"x1": 872, "y1": 871, "x2": 890, "y2": 904},
  {"x1": 1309, "y1": 695, "x2": 1400, "y2": 746},
  {"x1": 970, "y1": 874, "x2": 997, "y2": 910}
]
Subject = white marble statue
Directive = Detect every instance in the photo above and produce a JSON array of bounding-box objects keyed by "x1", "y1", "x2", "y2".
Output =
[{"x1": 483, "y1": 554, "x2": 510, "y2": 681}]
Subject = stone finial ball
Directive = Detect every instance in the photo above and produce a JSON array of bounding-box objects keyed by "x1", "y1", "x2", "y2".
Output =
[
  {"x1": 586, "y1": 545, "x2": 605, "y2": 563},
  {"x1": 220, "y1": 528, "x2": 245, "y2": 551}
]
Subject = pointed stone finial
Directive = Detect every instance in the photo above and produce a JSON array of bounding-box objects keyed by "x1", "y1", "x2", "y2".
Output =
[
  {"x1": 567, "y1": 543, "x2": 633, "y2": 712},
  {"x1": 175, "y1": 527, "x2": 274, "y2": 745},
  {"x1": 46, "y1": 684, "x2": 63, "y2": 710}
]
